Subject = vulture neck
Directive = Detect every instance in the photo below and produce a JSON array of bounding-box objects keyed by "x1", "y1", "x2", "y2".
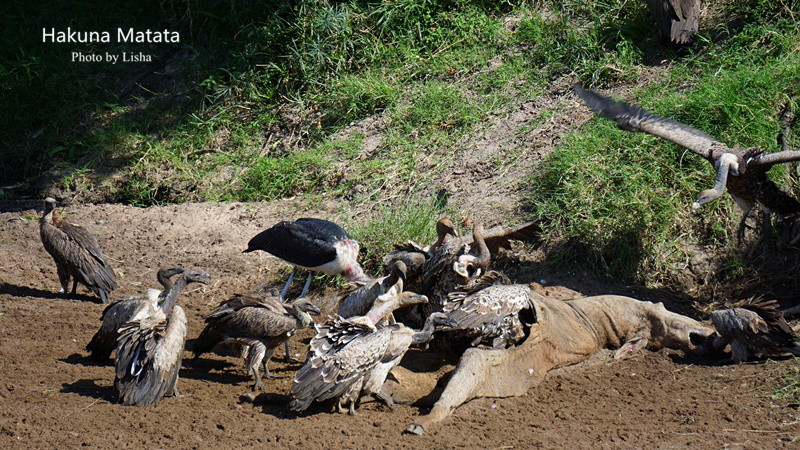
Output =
[
  {"x1": 41, "y1": 206, "x2": 55, "y2": 224},
  {"x1": 411, "y1": 315, "x2": 438, "y2": 345},
  {"x1": 157, "y1": 271, "x2": 174, "y2": 294},
  {"x1": 366, "y1": 297, "x2": 399, "y2": 325},
  {"x1": 160, "y1": 276, "x2": 190, "y2": 315},
  {"x1": 471, "y1": 225, "x2": 490, "y2": 270},
  {"x1": 380, "y1": 266, "x2": 404, "y2": 292},
  {"x1": 428, "y1": 230, "x2": 450, "y2": 255}
]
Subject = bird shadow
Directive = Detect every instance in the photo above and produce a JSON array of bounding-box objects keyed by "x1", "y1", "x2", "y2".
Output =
[
  {"x1": 0, "y1": 283, "x2": 103, "y2": 303},
  {"x1": 672, "y1": 351, "x2": 798, "y2": 367},
  {"x1": 256, "y1": 394, "x2": 334, "y2": 419},
  {"x1": 60, "y1": 379, "x2": 116, "y2": 402},
  {"x1": 180, "y1": 358, "x2": 250, "y2": 386},
  {"x1": 0, "y1": 283, "x2": 63, "y2": 300},
  {"x1": 60, "y1": 353, "x2": 112, "y2": 368}
]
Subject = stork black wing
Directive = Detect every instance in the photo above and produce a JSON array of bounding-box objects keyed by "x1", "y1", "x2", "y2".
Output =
[{"x1": 245, "y1": 218, "x2": 350, "y2": 268}]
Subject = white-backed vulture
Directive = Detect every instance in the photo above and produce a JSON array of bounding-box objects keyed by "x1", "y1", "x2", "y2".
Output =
[
  {"x1": 413, "y1": 222, "x2": 491, "y2": 323},
  {"x1": 442, "y1": 271, "x2": 534, "y2": 349},
  {"x1": 193, "y1": 292, "x2": 321, "y2": 391},
  {"x1": 337, "y1": 260, "x2": 407, "y2": 321},
  {"x1": 289, "y1": 298, "x2": 451, "y2": 415},
  {"x1": 711, "y1": 296, "x2": 800, "y2": 363},
  {"x1": 114, "y1": 270, "x2": 210, "y2": 407},
  {"x1": 575, "y1": 84, "x2": 800, "y2": 240},
  {"x1": 39, "y1": 197, "x2": 117, "y2": 303},
  {"x1": 645, "y1": 0, "x2": 701, "y2": 45},
  {"x1": 86, "y1": 266, "x2": 184, "y2": 361},
  {"x1": 382, "y1": 218, "x2": 459, "y2": 290}
]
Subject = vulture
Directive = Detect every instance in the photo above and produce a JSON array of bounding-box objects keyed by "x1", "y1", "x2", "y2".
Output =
[
  {"x1": 86, "y1": 266, "x2": 185, "y2": 361},
  {"x1": 711, "y1": 296, "x2": 800, "y2": 363},
  {"x1": 645, "y1": 0, "x2": 701, "y2": 45},
  {"x1": 244, "y1": 218, "x2": 369, "y2": 300},
  {"x1": 193, "y1": 291, "x2": 321, "y2": 391},
  {"x1": 414, "y1": 222, "x2": 492, "y2": 322},
  {"x1": 337, "y1": 260, "x2": 407, "y2": 322},
  {"x1": 289, "y1": 292, "x2": 452, "y2": 414},
  {"x1": 114, "y1": 269, "x2": 210, "y2": 407},
  {"x1": 575, "y1": 84, "x2": 800, "y2": 240},
  {"x1": 382, "y1": 218, "x2": 459, "y2": 290},
  {"x1": 39, "y1": 197, "x2": 117, "y2": 303},
  {"x1": 442, "y1": 271, "x2": 535, "y2": 349}
]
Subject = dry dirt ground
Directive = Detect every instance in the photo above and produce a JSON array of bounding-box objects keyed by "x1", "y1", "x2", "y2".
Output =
[{"x1": 1, "y1": 200, "x2": 799, "y2": 449}]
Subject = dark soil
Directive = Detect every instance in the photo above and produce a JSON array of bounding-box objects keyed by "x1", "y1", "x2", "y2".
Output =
[{"x1": 1, "y1": 201, "x2": 799, "y2": 448}]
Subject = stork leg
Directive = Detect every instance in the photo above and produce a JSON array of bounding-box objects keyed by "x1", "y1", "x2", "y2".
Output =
[
  {"x1": 280, "y1": 267, "x2": 298, "y2": 302},
  {"x1": 280, "y1": 270, "x2": 311, "y2": 363},
  {"x1": 299, "y1": 272, "x2": 313, "y2": 299}
]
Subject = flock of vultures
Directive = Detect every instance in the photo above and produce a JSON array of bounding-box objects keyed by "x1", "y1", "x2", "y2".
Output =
[{"x1": 29, "y1": 1, "x2": 800, "y2": 435}]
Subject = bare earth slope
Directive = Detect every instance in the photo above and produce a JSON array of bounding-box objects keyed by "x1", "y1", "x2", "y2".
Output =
[{"x1": 1, "y1": 202, "x2": 799, "y2": 448}]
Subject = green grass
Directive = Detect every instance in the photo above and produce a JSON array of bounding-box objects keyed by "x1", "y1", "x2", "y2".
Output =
[
  {"x1": 3, "y1": 0, "x2": 800, "y2": 284},
  {"x1": 770, "y1": 358, "x2": 800, "y2": 405},
  {"x1": 525, "y1": 1, "x2": 800, "y2": 284},
  {"x1": 346, "y1": 197, "x2": 456, "y2": 275}
]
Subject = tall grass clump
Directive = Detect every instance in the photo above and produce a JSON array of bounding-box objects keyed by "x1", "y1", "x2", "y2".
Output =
[{"x1": 346, "y1": 197, "x2": 455, "y2": 274}]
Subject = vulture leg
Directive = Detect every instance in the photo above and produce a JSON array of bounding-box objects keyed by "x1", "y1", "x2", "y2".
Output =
[
  {"x1": 170, "y1": 385, "x2": 191, "y2": 399},
  {"x1": 261, "y1": 347, "x2": 276, "y2": 380},
  {"x1": 373, "y1": 390, "x2": 397, "y2": 411},
  {"x1": 97, "y1": 288, "x2": 109, "y2": 305},
  {"x1": 283, "y1": 340, "x2": 298, "y2": 364},
  {"x1": 71, "y1": 278, "x2": 79, "y2": 295},
  {"x1": 280, "y1": 267, "x2": 297, "y2": 302},
  {"x1": 246, "y1": 342, "x2": 269, "y2": 391},
  {"x1": 733, "y1": 196, "x2": 755, "y2": 245},
  {"x1": 56, "y1": 262, "x2": 70, "y2": 293},
  {"x1": 730, "y1": 341, "x2": 749, "y2": 364}
]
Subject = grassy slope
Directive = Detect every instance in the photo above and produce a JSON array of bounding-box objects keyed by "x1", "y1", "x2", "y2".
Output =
[{"x1": 3, "y1": 0, "x2": 800, "y2": 286}]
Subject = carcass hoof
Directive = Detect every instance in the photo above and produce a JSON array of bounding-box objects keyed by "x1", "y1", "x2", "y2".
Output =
[
  {"x1": 240, "y1": 391, "x2": 258, "y2": 403},
  {"x1": 404, "y1": 424, "x2": 425, "y2": 435}
]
